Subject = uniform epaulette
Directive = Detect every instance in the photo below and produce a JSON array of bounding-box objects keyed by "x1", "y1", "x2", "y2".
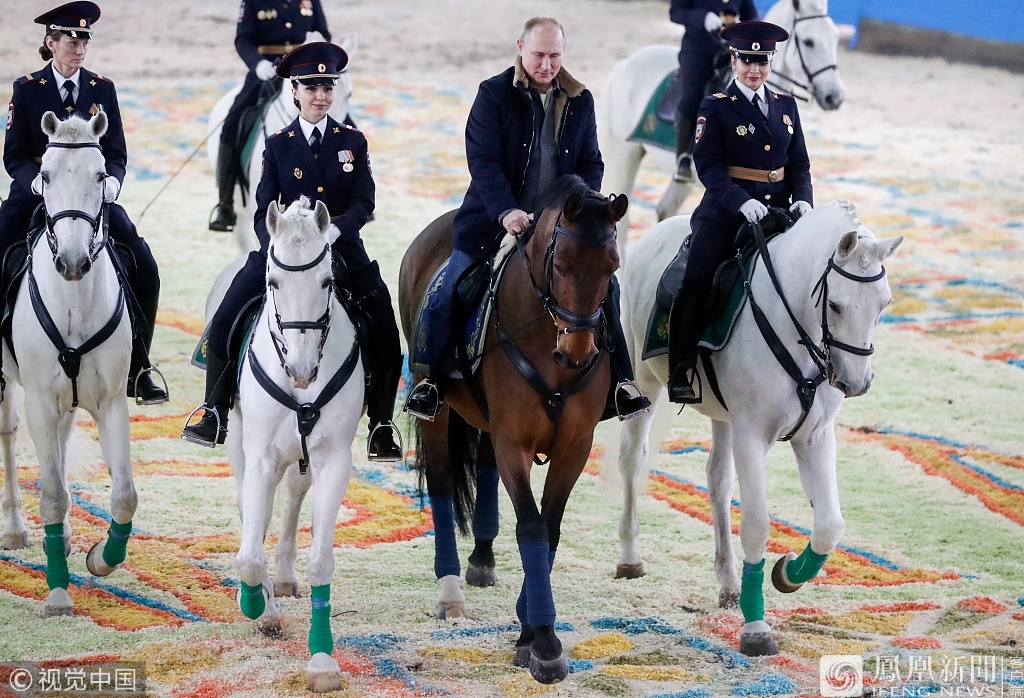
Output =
[
  {"x1": 710, "y1": 93, "x2": 728, "y2": 100},
  {"x1": 775, "y1": 92, "x2": 795, "y2": 100},
  {"x1": 17, "y1": 75, "x2": 34, "y2": 85},
  {"x1": 268, "y1": 129, "x2": 285, "y2": 140}
]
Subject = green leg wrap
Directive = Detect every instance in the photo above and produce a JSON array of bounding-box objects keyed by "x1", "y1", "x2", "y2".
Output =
[
  {"x1": 739, "y1": 559, "x2": 766, "y2": 623},
  {"x1": 102, "y1": 519, "x2": 132, "y2": 569},
  {"x1": 44, "y1": 523, "x2": 70, "y2": 590},
  {"x1": 309, "y1": 585, "x2": 334, "y2": 656},
  {"x1": 239, "y1": 580, "x2": 266, "y2": 619},
  {"x1": 785, "y1": 543, "x2": 829, "y2": 584}
]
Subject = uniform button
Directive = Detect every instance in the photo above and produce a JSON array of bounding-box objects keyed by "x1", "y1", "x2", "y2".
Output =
[
  {"x1": 764, "y1": 194, "x2": 772, "y2": 201},
  {"x1": 564, "y1": 149, "x2": 569, "y2": 154},
  {"x1": 317, "y1": 186, "x2": 324, "y2": 193},
  {"x1": 285, "y1": 21, "x2": 292, "y2": 28},
  {"x1": 764, "y1": 144, "x2": 771, "y2": 151}
]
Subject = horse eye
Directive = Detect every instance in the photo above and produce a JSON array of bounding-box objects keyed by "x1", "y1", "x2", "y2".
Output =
[
  {"x1": 41, "y1": 172, "x2": 50, "y2": 184},
  {"x1": 828, "y1": 301, "x2": 842, "y2": 314},
  {"x1": 268, "y1": 278, "x2": 280, "y2": 290},
  {"x1": 803, "y1": 38, "x2": 816, "y2": 48},
  {"x1": 553, "y1": 264, "x2": 567, "y2": 277},
  {"x1": 321, "y1": 278, "x2": 332, "y2": 289}
]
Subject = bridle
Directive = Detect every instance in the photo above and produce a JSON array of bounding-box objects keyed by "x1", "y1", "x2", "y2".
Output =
[
  {"x1": 265, "y1": 243, "x2": 332, "y2": 383},
  {"x1": 38, "y1": 141, "x2": 109, "y2": 265},
  {"x1": 811, "y1": 254, "x2": 886, "y2": 369},
  {"x1": 766, "y1": 13, "x2": 838, "y2": 103}
]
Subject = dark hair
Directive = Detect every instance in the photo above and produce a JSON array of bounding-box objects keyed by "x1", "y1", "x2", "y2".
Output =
[
  {"x1": 535, "y1": 174, "x2": 611, "y2": 244},
  {"x1": 39, "y1": 30, "x2": 64, "y2": 61}
]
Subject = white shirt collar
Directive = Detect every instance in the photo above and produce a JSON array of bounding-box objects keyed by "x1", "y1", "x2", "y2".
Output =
[
  {"x1": 733, "y1": 79, "x2": 767, "y2": 106},
  {"x1": 298, "y1": 115, "x2": 327, "y2": 142},
  {"x1": 51, "y1": 64, "x2": 81, "y2": 90}
]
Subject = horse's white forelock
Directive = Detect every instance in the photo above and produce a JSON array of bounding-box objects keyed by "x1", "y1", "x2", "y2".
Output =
[
  {"x1": 280, "y1": 195, "x2": 319, "y2": 246},
  {"x1": 51, "y1": 115, "x2": 98, "y2": 143}
]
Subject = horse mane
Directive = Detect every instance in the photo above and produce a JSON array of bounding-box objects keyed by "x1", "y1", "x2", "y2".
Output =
[
  {"x1": 535, "y1": 174, "x2": 612, "y2": 245},
  {"x1": 807, "y1": 199, "x2": 862, "y2": 236}
]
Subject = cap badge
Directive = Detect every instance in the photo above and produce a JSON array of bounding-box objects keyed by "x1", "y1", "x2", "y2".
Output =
[
  {"x1": 318, "y1": 63, "x2": 326, "y2": 73},
  {"x1": 752, "y1": 42, "x2": 760, "y2": 50},
  {"x1": 80, "y1": 19, "x2": 87, "y2": 27}
]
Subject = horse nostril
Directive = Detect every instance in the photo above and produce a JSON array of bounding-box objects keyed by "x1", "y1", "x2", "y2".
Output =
[
  {"x1": 55, "y1": 259, "x2": 66, "y2": 275},
  {"x1": 552, "y1": 350, "x2": 567, "y2": 367},
  {"x1": 81, "y1": 260, "x2": 92, "y2": 275}
]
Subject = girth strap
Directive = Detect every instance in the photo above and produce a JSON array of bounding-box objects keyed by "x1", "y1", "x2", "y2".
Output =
[
  {"x1": 27, "y1": 265, "x2": 125, "y2": 409},
  {"x1": 247, "y1": 337, "x2": 360, "y2": 475}
]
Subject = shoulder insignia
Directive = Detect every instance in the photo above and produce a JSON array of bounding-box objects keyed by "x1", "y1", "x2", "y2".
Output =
[
  {"x1": 92, "y1": 73, "x2": 110, "y2": 81},
  {"x1": 711, "y1": 92, "x2": 728, "y2": 100},
  {"x1": 776, "y1": 92, "x2": 795, "y2": 100},
  {"x1": 89, "y1": 79, "x2": 97, "y2": 87},
  {"x1": 17, "y1": 75, "x2": 34, "y2": 85},
  {"x1": 332, "y1": 126, "x2": 340, "y2": 134},
  {"x1": 268, "y1": 129, "x2": 284, "y2": 140},
  {"x1": 342, "y1": 123, "x2": 359, "y2": 131},
  {"x1": 287, "y1": 130, "x2": 295, "y2": 137}
]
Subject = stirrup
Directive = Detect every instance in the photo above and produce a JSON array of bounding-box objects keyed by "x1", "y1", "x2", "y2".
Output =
[
  {"x1": 367, "y1": 421, "x2": 405, "y2": 462},
  {"x1": 132, "y1": 365, "x2": 170, "y2": 405},
  {"x1": 615, "y1": 380, "x2": 651, "y2": 421},
  {"x1": 402, "y1": 379, "x2": 441, "y2": 422},
  {"x1": 181, "y1": 404, "x2": 220, "y2": 448}
]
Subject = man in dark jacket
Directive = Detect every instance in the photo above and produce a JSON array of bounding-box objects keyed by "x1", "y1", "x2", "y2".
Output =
[{"x1": 403, "y1": 17, "x2": 649, "y2": 421}]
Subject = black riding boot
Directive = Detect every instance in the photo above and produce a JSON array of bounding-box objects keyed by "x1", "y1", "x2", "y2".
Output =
[
  {"x1": 366, "y1": 354, "x2": 404, "y2": 462},
  {"x1": 404, "y1": 374, "x2": 444, "y2": 422},
  {"x1": 209, "y1": 147, "x2": 238, "y2": 232},
  {"x1": 181, "y1": 353, "x2": 234, "y2": 447},
  {"x1": 602, "y1": 281, "x2": 651, "y2": 420},
  {"x1": 126, "y1": 297, "x2": 169, "y2": 405},
  {"x1": 674, "y1": 117, "x2": 696, "y2": 184},
  {"x1": 667, "y1": 292, "x2": 704, "y2": 404}
]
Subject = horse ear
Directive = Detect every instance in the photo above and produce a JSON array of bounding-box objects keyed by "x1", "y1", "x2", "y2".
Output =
[
  {"x1": 562, "y1": 193, "x2": 584, "y2": 224},
  {"x1": 313, "y1": 199, "x2": 331, "y2": 236},
  {"x1": 41, "y1": 111, "x2": 60, "y2": 137},
  {"x1": 267, "y1": 201, "x2": 282, "y2": 238},
  {"x1": 89, "y1": 111, "x2": 108, "y2": 139},
  {"x1": 874, "y1": 235, "x2": 903, "y2": 262},
  {"x1": 607, "y1": 193, "x2": 629, "y2": 224},
  {"x1": 793, "y1": 0, "x2": 801, "y2": 12},
  {"x1": 338, "y1": 32, "x2": 358, "y2": 59},
  {"x1": 835, "y1": 230, "x2": 859, "y2": 262}
]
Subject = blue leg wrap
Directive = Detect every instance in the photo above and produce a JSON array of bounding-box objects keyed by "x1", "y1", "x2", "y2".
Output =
[
  {"x1": 431, "y1": 495, "x2": 461, "y2": 579},
  {"x1": 473, "y1": 465, "x2": 500, "y2": 541},
  {"x1": 516, "y1": 549, "x2": 555, "y2": 624},
  {"x1": 518, "y1": 543, "x2": 556, "y2": 627}
]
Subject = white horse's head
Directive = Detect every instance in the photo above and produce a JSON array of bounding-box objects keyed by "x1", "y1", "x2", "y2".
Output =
[
  {"x1": 771, "y1": 0, "x2": 846, "y2": 111},
  {"x1": 809, "y1": 202, "x2": 902, "y2": 397},
  {"x1": 35, "y1": 112, "x2": 109, "y2": 280},
  {"x1": 264, "y1": 196, "x2": 338, "y2": 389}
]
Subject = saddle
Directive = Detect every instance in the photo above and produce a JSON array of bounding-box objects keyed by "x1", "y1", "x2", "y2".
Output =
[{"x1": 643, "y1": 209, "x2": 796, "y2": 361}]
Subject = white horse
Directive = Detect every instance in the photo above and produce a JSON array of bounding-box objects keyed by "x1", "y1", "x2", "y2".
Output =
[
  {"x1": 599, "y1": 0, "x2": 845, "y2": 259},
  {"x1": 223, "y1": 197, "x2": 363, "y2": 693},
  {"x1": 615, "y1": 202, "x2": 901, "y2": 655},
  {"x1": 0, "y1": 113, "x2": 135, "y2": 617},
  {"x1": 207, "y1": 32, "x2": 357, "y2": 253}
]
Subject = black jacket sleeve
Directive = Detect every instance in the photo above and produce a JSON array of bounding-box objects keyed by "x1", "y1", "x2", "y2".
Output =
[
  {"x1": 254, "y1": 138, "x2": 281, "y2": 250},
  {"x1": 3, "y1": 81, "x2": 39, "y2": 192},
  {"x1": 573, "y1": 92, "x2": 603, "y2": 192},
  {"x1": 331, "y1": 136, "x2": 374, "y2": 247},
  {"x1": 235, "y1": 1, "x2": 262, "y2": 72},
  {"x1": 670, "y1": 0, "x2": 713, "y2": 33},
  {"x1": 100, "y1": 83, "x2": 128, "y2": 184},
  {"x1": 464, "y1": 82, "x2": 519, "y2": 222},
  {"x1": 312, "y1": 0, "x2": 331, "y2": 41}
]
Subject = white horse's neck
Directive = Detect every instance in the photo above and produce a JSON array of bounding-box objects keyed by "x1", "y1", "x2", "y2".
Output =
[
  {"x1": 765, "y1": 1, "x2": 798, "y2": 79},
  {"x1": 32, "y1": 237, "x2": 122, "y2": 341}
]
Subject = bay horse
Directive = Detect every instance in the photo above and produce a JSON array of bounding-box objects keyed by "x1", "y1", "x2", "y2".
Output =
[{"x1": 398, "y1": 176, "x2": 627, "y2": 684}]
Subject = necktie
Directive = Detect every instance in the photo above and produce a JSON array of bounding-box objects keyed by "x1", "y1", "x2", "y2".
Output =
[
  {"x1": 752, "y1": 93, "x2": 767, "y2": 119},
  {"x1": 309, "y1": 127, "x2": 321, "y2": 158},
  {"x1": 62, "y1": 80, "x2": 76, "y2": 114}
]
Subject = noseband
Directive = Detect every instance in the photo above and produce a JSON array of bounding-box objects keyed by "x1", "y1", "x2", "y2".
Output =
[
  {"x1": 266, "y1": 244, "x2": 332, "y2": 382},
  {"x1": 767, "y1": 13, "x2": 839, "y2": 103},
  {"x1": 39, "y1": 141, "x2": 109, "y2": 265}
]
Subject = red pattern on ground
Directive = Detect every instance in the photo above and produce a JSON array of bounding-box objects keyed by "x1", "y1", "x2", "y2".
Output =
[
  {"x1": 860, "y1": 601, "x2": 941, "y2": 613},
  {"x1": 171, "y1": 679, "x2": 235, "y2": 698},
  {"x1": 696, "y1": 612, "x2": 743, "y2": 647},
  {"x1": 892, "y1": 636, "x2": 943, "y2": 649},
  {"x1": 956, "y1": 596, "x2": 1008, "y2": 614}
]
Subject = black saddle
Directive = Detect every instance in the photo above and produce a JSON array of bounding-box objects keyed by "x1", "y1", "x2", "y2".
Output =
[{"x1": 655, "y1": 48, "x2": 736, "y2": 124}]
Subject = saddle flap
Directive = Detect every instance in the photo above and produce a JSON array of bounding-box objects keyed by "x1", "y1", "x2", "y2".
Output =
[{"x1": 655, "y1": 69, "x2": 683, "y2": 123}]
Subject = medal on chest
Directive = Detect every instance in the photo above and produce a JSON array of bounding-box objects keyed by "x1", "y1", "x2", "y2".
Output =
[
  {"x1": 300, "y1": 0, "x2": 314, "y2": 16},
  {"x1": 782, "y1": 114, "x2": 794, "y2": 134},
  {"x1": 736, "y1": 123, "x2": 755, "y2": 137},
  {"x1": 339, "y1": 149, "x2": 355, "y2": 172}
]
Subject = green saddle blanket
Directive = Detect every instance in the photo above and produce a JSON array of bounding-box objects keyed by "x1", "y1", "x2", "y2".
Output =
[{"x1": 190, "y1": 304, "x2": 260, "y2": 390}]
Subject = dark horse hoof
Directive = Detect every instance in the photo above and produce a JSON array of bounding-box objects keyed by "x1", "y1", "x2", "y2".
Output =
[
  {"x1": 465, "y1": 562, "x2": 497, "y2": 587},
  {"x1": 739, "y1": 631, "x2": 779, "y2": 657},
  {"x1": 771, "y1": 553, "x2": 802, "y2": 593},
  {"x1": 528, "y1": 653, "x2": 569, "y2": 684},
  {"x1": 513, "y1": 644, "x2": 531, "y2": 668},
  {"x1": 615, "y1": 563, "x2": 645, "y2": 579}
]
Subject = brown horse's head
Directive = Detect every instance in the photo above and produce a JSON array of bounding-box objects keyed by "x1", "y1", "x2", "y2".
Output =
[{"x1": 528, "y1": 176, "x2": 628, "y2": 370}]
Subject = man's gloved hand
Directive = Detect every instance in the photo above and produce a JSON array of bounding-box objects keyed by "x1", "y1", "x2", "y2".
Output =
[
  {"x1": 790, "y1": 200, "x2": 812, "y2": 219},
  {"x1": 103, "y1": 175, "x2": 120, "y2": 203},
  {"x1": 739, "y1": 199, "x2": 769, "y2": 224},
  {"x1": 501, "y1": 209, "x2": 531, "y2": 236},
  {"x1": 255, "y1": 59, "x2": 277, "y2": 81},
  {"x1": 30, "y1": 173, "x2": 44, "y2": 196},
  {"x1": 704, "y1": 12, "x2": 724, "y2": 33}
]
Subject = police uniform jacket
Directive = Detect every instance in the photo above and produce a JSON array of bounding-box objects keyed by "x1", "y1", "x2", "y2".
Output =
[
  {"x1": 4, "y1": 64, "x2": 126, "y2": 196},
  {"x1": 451, "y1": 59, "x2": 602, "y2": 258},
  {"x1": 692, "y1": 80, "x2": 812, "y2": 225},
  {"x1": 235, "y1": 0, "x2": 331, "y2": 72},
  {"x1": 254, "y1": 115, "x2": 373, "y2": 257},
  {"x1": 671, "y1": 0, "x2": 758, "y2": 55}
]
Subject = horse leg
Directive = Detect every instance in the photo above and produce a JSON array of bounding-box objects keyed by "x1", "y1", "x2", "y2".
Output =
[
  {"x1": 305, "y1": 450, "x2": 353, "y2": 693},
  {"x1": 26, "y1": 398, "x2": 75, "y2": 617},
  {"x1": 616, "y1": 356, "x2": 664, "y2": 579},
  {"x1": 606, "y1": 141, "x2": 644, "y2": 263},
  {"x1": 86, "y1": 399, "x2": 136, "y2": 577},
  {"x1": 234, "y1": 455, "x2": 282, "y2": 636},
  {"x1": 0, "y1": 391, "x2": 27, "y2": 550},
  {"x1": 707, "y1": 419, "x2": 740, "y2": 608},
  {"x1": 274, "y1": 462, "x2": 311, "y2": 598},
  {"x1": 731, "y1": 425, "x2": 777, "y2": 656},
  {"x1": 656, "y1": 180, "x2": 694, "y2": 222},
  {"x1": 772, "y1": 426, "x2": 843, "y2": 594},
  {"x1": 466, "y1": 433, "x2": 499, "y2": 588}
]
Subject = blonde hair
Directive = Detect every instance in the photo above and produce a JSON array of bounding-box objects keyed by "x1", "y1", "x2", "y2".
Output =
[{"x1": 519, "y1": 17, "x2": 566, "y2": 46}]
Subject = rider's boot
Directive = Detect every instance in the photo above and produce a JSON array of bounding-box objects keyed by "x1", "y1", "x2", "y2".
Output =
[
  {"x1": 603, "y1": 280, "x2": 651, "y2": 420},
  {"x1": 126, "y1": 306, "x2": 169, "y2": 404},
  {"x1": 209, "y1": 148, "x2": 238, "y2": 232},
  {"x1": 403, "y1": 375, "x2": 444, "y2": 422},
  {"x1": 366, "y1": 355, "x2": 404, "y2": 462},
  {"x1": 667, "y1": 292, "x2": 703, "y2": 404},
  {"x1": 673, "y1": 116, "x2": 697, "y2": 184},
  {"x1": 182, "y1": 354, "x2": 233, "y2": 447}
]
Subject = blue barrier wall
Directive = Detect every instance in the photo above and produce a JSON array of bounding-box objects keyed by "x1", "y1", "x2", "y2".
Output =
[{"x1": 753, "y1": 0, "x2": 1024, "y2": 45}]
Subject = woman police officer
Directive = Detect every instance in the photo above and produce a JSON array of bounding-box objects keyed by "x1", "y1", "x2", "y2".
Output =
[
  {"x1": 183, "y1": 42, "x2": 404, "y2": 463},
  {"x1": 666, "y1": 21, "x2": 814, "y2": 403},
  {"x1": 1, "y1": 1, "x2": 167, "y2": 404}
]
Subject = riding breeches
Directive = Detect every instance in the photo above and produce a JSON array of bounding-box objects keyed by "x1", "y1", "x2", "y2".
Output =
[
  {"x1": 676, "y1": 48, "x2": 717, "y2": 146},
  {"x1": 217, "y1": 73, "x2": 283, "y2": 197}
]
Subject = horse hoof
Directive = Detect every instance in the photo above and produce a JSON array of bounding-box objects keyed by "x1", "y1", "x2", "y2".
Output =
[
  {"x1": 307, "y1": 652, "x2": 346, "y2": 693},
  {"x1": 739, "y1": 631, "x2": 779, "y2": 657},
  {"x1": 772, "y1": 553, "x2": 802, "y2": 593},
  {"x1": 273, "y1": 580, "x2": 301, "y2": 598},
  {"x1": 254, "y1": 615, "x2": 283, "y2": 638},
  {"x1": 86, "y1": 541, "x2": 116, "y2": 577},
  {"x1": 615, "y1": 563, "x2": 645, "y2": 579},
  {"x1": 513, "y1": 644, "x2": 531, "y2": 668},
  {"x1": 437, "y1": 601, "x2": 465, "y2": 620},
  {"x1": 465, "y1": 562, "x2": 497, "y2": 588},
  {"x1": 43, "y1": 588, "x2": 73, "y2": 618},
  {"x1": 719, "y1": 590, "x2": 740, "y2": 609},
  {"x1": 528, "y1": 652, "x2": 569, "y2": 684},
  {"x1": 2, "y1": 530, "x2": 29, "y2": 550}
]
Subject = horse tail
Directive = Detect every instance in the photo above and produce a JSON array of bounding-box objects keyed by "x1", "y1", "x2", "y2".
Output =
[{"x1": 414, "y1": 410, "x2": 480, "y2": 536}]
